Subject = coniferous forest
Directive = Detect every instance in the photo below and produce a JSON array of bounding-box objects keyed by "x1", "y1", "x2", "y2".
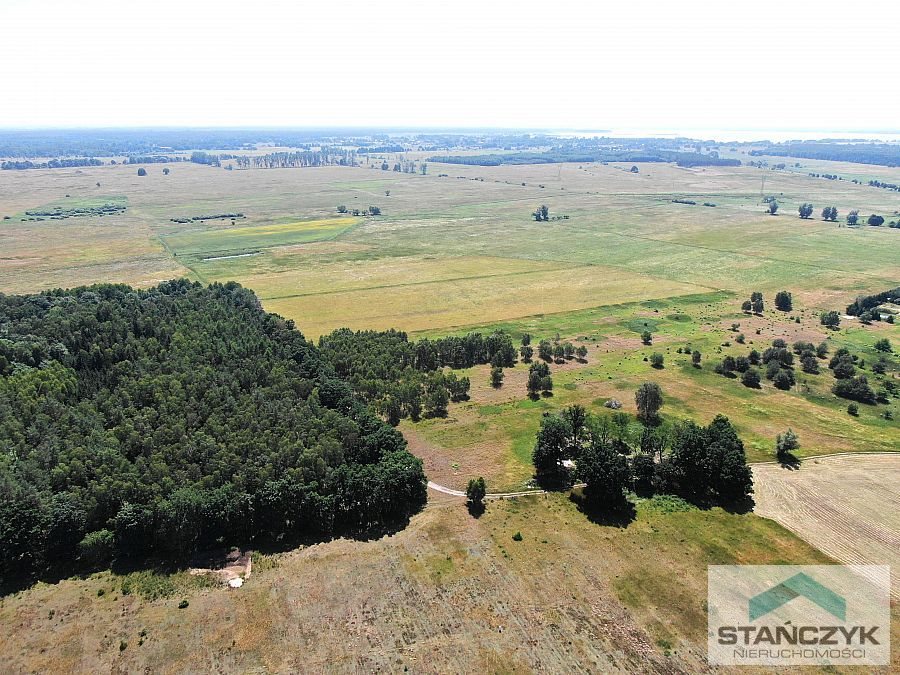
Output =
[{"x1": 0, "y1": 280, "x2": 427, "y2": 587}]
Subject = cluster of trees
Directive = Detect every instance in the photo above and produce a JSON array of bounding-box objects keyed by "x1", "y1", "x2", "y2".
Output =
[
  {"x1": 846, "y1": 287, "x2": 899, "y2": 317},
  {"x1": 374, "y1": 159, "x2": 425, "y2": 174},
  {"x1": 337, "y1": 205, "x2": 381, "y2": 216},
  {"x1": 821, "y1": 206, "x2": 839, "y2": 222},
  {"x1": 828, "y1": 347, "x2": 877, "y2": 404},
  {"x1": 798, "y1": 203, "x2": 814, "y2": 219},
  {"x1": 233, "y1": 149, "x2": 358, "y2": 169},
  {"x1": 867, "y1": 179, "x2": 900, "y2": 192},
  {"x1": 0, "y1": 281, "x2": 427, "y2": 587},
  {"x1": 532, "y1": 395, "x2": 753, "y2": 510},
  {"x1": 527, "y1": 362, "x2": 553, "y2": 398},
  {"x1": 714, "y1": 338, "x2": 833, "y2": 391},
  {"x1": 741, "y1": 291, "x2": 765, "y2": 314},
  {"x1": 317, "y1": 328, "x2": 519, "y2": 423}
]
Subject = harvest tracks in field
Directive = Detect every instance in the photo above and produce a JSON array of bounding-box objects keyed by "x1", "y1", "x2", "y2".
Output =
[{"x1": 752, "y1": 452, "x2": 900, "y2": 598}]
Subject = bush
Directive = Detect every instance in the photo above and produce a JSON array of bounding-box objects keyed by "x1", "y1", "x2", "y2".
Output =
[
  {"x1": 650, "y1": 353, "x2": 664, "y2": 369},
  {"x1": 78, "y1": 530, "x2": 115, "y2": 566},
  {"x1": 511, "y1": 531, "x2": 523, "y2": 542},
  {"x1": 178, "y1": 599, "x2": 189, "y2": 609},
  {"x1": 847, "y1": 403, "x2": 859, "y2": 416}
]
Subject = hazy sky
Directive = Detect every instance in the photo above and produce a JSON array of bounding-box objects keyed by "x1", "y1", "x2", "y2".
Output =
[{"x1": 3, "y1": 0, "x2": 899, "y2": 131}]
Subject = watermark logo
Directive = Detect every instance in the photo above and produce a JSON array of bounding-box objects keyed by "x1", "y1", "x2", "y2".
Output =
[{"x1": 708, "y1": 565, "x2": 890, "y2": 666}]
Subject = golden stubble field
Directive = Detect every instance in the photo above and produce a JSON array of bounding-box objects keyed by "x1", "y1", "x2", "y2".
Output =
[{"x1": 753, "y1": 453, "x2": 900, "y2": 599}]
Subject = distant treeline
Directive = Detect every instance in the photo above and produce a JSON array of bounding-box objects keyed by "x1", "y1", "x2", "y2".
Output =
[
  {"x1": 846, "y1": 287, "x2": 900, "y2": 316},
  {"x1": 234, "y1": 149, "x2": 359, "y2": 169},
  {"x1": 750, "y1": 142, "x2": 900, "y2": 167},
  {"x1": 430, "y1": 150, "x2": 740, "y2": 168},
  {"x1": 1, "y1": 158, "x2": 103, "y2": 170}
]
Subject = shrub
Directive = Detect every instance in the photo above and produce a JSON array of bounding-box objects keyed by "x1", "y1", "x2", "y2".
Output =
[
  {"x1": 178, "y1": 599, "x2": 189, "y2": 609},
  {"x1": 847, "y1": 403, "x2": 859, "y2": 416},
  {"x1": 511, "y1": 532, "x2": 523, "y2": 542},
  {"x1": 650, "y1": 353, "x2": 664, "y2": 369}
]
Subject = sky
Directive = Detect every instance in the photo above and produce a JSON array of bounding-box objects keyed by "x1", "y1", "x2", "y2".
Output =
[{"x1": 3, "y1": 0, "x2": 899, "y2": 133}]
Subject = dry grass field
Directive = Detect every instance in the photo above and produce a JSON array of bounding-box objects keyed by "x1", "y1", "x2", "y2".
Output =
[
  {"x1": 753, "y1": 453, "x2": 900, "y2": 599},
  {"x1": 5, "y1": 491, "x2": 897, "y2": 674}
]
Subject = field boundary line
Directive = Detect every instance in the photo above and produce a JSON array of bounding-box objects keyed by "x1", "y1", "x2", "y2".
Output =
[{"x1": 260, "y1": 264, "x2": 592, "y2": 300}]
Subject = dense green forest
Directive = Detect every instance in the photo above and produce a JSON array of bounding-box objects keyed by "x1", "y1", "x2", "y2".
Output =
[
  {"x1": 318, "y1": 328, "x2": 517, "y2": 423},
  {"x1": 0, "y1": 281, "x2": 427, "y2": 587}
]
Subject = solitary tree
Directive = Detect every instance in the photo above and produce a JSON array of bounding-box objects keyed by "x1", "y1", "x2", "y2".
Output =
[
  {"x1": 774, "y1": 291, "x2": 793, "y2": 312},
  {"x1": 820, "y1": 310, "x2": 841, "y2": 329},
  {"x1": 538, "y1": 340, "x2": 553, "y2": 362},
  {"x1": 691, "y1": 350, "x2": 702, "y2": 368},
  {"x1": 741, "y1": 368, "x2": 761, "y2": 388},
  {"x1": 847, "y1": 210, "x2": 859, "y2": 226},
  {"x1": 490, "y1": 366, "x2": 504, "y2": 388},
  {"x1": 575, "y1": 345, "x2": 588, "y2": 362},
  {"x1": 162, "y1": 167, "x2": 170, "y2": 175},
  {"x1": 641, "y1": 330, "x2": 652, "y2": 345},
  {"x1": 635, "y1": 382, "x2": 664, "y2": 423},
  {"x1": 137, "y1": 167, "x2": 147, "y2": 176},
  {"x1": 868, "y1": 214, "x2": 885, "y2": 227},
  {"x1": 775, "y1": 429, "x2": 799, "y2": 462},
  {"x1": 822, "y1": 206, "x2": 838, "y2": 221},
  {"x1": 768, "y1": 200, "x2": 779, "y2": 215},
  {"x1": 650, "y1": 353, "x2": 664, "y2": 369},
  {"x1": 466, "y1": 477, "x2": 486, "y2": 506},
  {"x1": 798, "y1": 203, "x2": 813, "y2": 219},
  {"x1": 519, "y1": 344, "x2": 534, "y2": 362},
  {"x1": 553, "y1": 344, "x2": 565, "y2": 363}
]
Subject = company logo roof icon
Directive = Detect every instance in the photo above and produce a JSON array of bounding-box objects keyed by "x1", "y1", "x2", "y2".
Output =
[{"x1": 749, "y1": 572, "x2": 846, "y2": 622}]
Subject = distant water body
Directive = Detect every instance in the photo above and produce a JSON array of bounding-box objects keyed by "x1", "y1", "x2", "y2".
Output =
[{"x1": 552, "y1": 129, "x2": 900, "y2": 143}]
